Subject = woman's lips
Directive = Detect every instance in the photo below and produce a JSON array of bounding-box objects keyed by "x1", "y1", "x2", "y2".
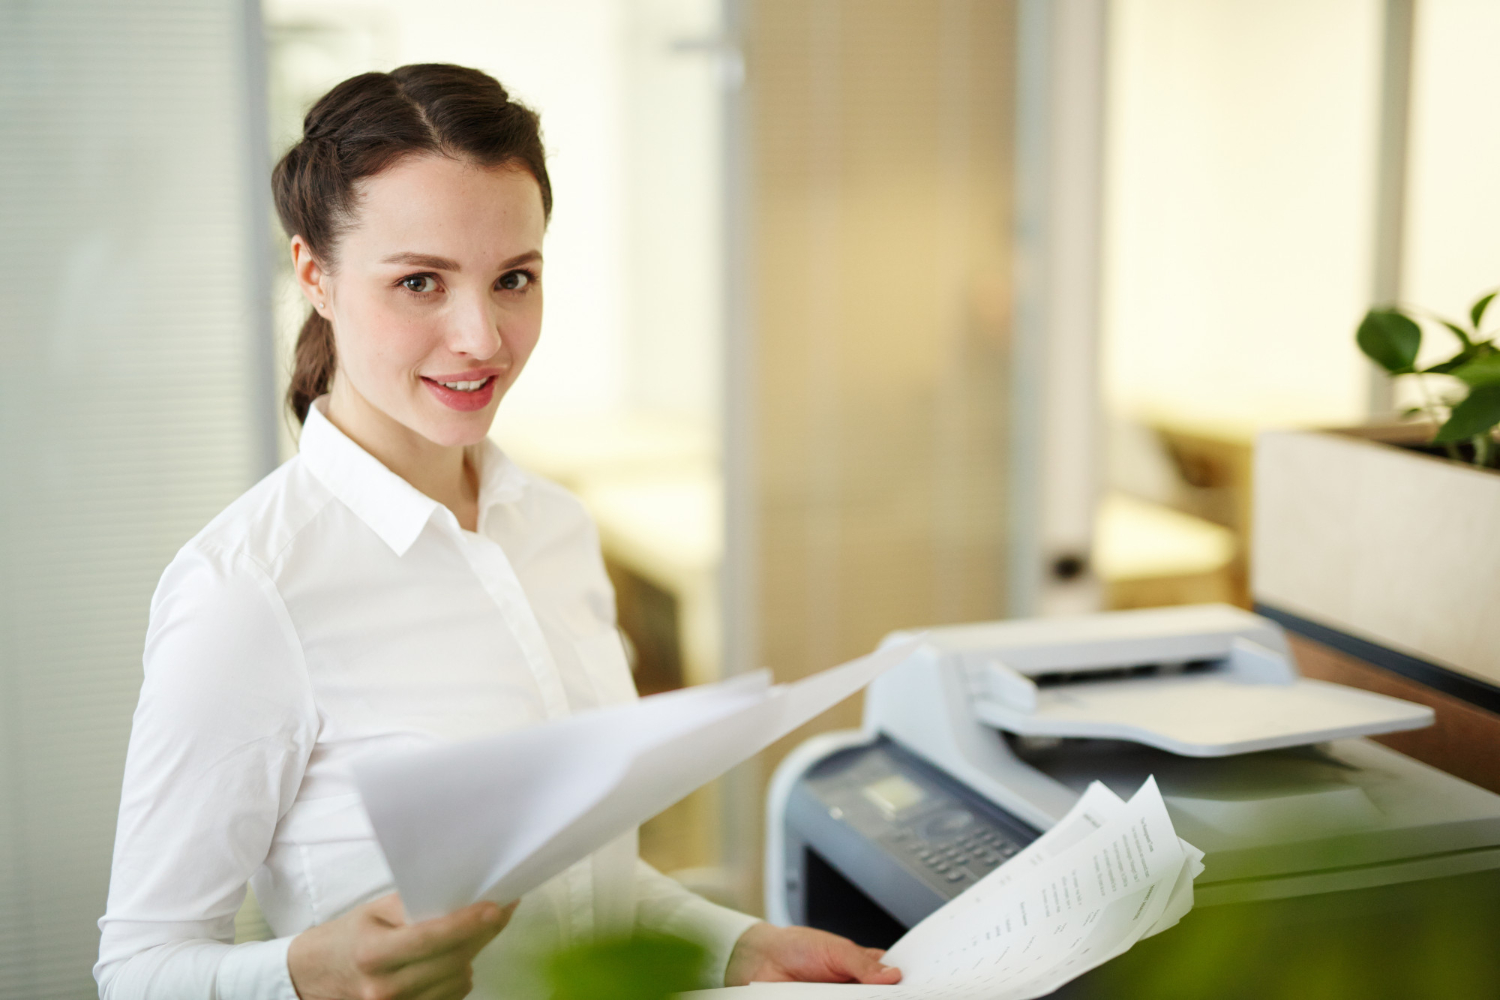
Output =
[{"x1": 421, "y1": 374, "x2": 498, "y2": 412}]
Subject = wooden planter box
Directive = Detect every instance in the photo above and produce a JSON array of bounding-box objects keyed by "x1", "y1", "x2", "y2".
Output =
[{"x1": 1252, "y1": 426, "x2": 1500, "y2": 791}]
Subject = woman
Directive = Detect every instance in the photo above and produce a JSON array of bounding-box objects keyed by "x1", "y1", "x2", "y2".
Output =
[{"x1": 95, "y1": 64, "x2": 901, "y2": 1000}]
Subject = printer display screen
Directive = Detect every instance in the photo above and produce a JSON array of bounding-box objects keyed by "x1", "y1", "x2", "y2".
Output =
[{"x1": 862, "y1": 774, "x2": 927, "y2": 816}]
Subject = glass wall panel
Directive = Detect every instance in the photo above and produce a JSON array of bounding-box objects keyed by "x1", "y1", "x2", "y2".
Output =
[
  {"x1": 0, "y1": 2, "x2": 267, "y2": 995},
  {"x1": 1401, "y1": 0, "x2": 1500, "y2": 367},
  {"x1": 1096, "y1": 0, "x2": 1384, "y2": 611},
  {"x1": 1101, "y1": 0, "x2": 1383, "y2": 432}
]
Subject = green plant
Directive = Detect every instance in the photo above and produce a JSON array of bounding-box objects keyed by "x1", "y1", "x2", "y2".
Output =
[
  {"x1": 545, "y1": 931, "x2": 709, "y2": 1000},
  {"x1": 1357, "y1": 289, "x2": 1500, "y2": 468}
]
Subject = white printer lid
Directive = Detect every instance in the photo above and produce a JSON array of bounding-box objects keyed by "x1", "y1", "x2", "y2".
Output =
[{"x1": 936, "y1": 605, "x2": 1434, "y2": 757}]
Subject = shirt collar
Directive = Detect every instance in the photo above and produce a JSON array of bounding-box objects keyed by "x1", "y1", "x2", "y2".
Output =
[
  {"x1": 473, "y1": 436, "x2": 529, "y2": 509},
  {"x1": 299, "y1": 398, "x2": 528, "y2": 556}
]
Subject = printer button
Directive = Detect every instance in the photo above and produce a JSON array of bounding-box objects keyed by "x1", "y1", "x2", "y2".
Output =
[{"x1": 922, "y1": 809, "x2": 974, "y2": 839}]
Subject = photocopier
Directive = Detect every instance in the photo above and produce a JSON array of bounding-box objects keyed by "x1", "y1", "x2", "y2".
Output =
[{"x1": 766, "y1": 605, "x2": 1500, "y2": 997}]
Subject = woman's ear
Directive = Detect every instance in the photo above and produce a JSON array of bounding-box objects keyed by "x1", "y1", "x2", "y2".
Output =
[{"x1": 289, "y1": 235, "x2": 331, "y2": 318}]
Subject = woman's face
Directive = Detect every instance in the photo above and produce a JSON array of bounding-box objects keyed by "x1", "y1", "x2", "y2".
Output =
[{"x1": 297, "y1": 153, "x2": 546, "y2": 450}]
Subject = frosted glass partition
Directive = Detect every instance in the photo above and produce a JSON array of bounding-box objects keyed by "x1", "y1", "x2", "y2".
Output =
[
  {"x1": 1401, "y1": 0, "x2": 1500, "y2": 364},
  {"x1": 746, "y1": 0, "x2": 1016, "y2": 712},
  {"x1": 0, "y1": 3, "x2": 268, "y2": 996},
  {"x1": 1101, "y1": 0, "x2": 1383, "y2": 430}
]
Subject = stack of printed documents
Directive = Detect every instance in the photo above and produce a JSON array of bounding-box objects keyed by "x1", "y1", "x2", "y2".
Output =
[
  {"x1": 353, "y1": 638, "x2": 922, "y2": 920},
  {"x1": 691, "y1": 777, "x2": 1204, "y2": 999}
]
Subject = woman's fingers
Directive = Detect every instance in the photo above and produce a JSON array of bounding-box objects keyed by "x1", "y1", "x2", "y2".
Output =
[
  {"x1": 364, "y1": 899, "x2": 510, "y2": 972},
  {"x1": 365, "y1": 942, "x2": 485, "y2": 1000},
  {"x1": 408, "y1": 970, "x2": 479, "y2": 1000},
  {"x1": 362, "y1": 892, "x2": 408, "y2": 929},
  {"x1": 447, "y1": 901, "x2": 516, "y2": 962},
  {"x1": 726, "y1": 924, "x2": 902, "y2": 986},
  {"x1": 289, "y1": 894, "x2": 513, "y2": 1000},
  {"x1": 826, "y1": 937, "x2": 901, "y2": 984}
]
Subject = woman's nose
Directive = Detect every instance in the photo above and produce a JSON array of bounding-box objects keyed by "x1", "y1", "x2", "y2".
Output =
[{"x1": 447, "y1": 293, "x2": 503, "y2": 360}]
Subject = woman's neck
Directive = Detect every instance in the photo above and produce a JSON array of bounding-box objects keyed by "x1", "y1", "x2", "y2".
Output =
[{"x1": 323, "y1": 383, "x2": 480, "y2": 532}]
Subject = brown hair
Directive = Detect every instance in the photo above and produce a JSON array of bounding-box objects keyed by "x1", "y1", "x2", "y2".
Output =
[{"x1": 271, "y1": 63, "x2": 552, "y2": 424}]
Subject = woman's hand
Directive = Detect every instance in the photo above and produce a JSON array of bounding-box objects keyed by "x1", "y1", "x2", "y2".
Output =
[
  {"x1": 287, "y1": 893, "x2": 514, "y2": 1000},
  {"x1": 724, "y1": 923, "x2": 902, "y2": 986}
]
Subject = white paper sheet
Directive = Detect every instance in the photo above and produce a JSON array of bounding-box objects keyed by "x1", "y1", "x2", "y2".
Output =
[
  {"x1": 685, "y1": 778, "x2": 1199, "y2": 1000},
  {"x1": 353, "y1": 638, "x2": 922, "y2": 920}
]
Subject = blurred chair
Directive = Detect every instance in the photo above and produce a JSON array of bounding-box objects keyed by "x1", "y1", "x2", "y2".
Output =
[
  {"x1": 1101, "y1": 414, "x2": 1255, "y2": 609},
  {"x1": 1093, "y1": 492, "x2": 1238, "y2": 610}
]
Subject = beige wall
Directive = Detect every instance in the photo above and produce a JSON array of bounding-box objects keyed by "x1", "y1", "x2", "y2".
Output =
[{"x1": 746, "y1": 0, "x2": 1017, "y2": 761}]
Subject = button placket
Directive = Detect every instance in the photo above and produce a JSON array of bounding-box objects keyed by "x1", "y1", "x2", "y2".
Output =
[
  {"x1": 566, "y1": 861, "x2": 594, "y2": 940},
  {"x1": 452, "y1": 527, "x2": 572, "y2": 720},
  {"x1": 452, "y1": 519, "x2": 595, "y2": 940}
]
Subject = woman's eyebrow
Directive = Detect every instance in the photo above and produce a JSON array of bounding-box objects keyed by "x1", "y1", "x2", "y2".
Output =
[
  {"x1": 379, "y1": 250, "x2": 542, "y2": 270},
  {"x1": 502, "y1": 250, "x2": 543, "y2": 269},
  {"x1": 382, "y1": 251, "x2": 461, "y2": 270}
]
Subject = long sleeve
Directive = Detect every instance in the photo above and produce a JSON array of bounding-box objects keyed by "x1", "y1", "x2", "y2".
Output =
[
  {"x1": 633, "y1": 861, "x2": 761, "y2": 988},
  {"x1": 96, "y1": 545, "x2": 318, "y2": 1000}
]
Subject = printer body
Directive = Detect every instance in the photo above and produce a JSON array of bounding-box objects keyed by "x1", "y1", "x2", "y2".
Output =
[{"x1": 766, "y1": 605, "x2": 1500, "y2": 996}]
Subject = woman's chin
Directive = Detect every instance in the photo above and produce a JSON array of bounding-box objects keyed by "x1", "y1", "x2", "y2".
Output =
[
  {"x1": 418, "y1": 412, "x2": 498, "y2": 449},
  {"x1": 393, "y1": 395, "x2": 497, "y2": 449}
]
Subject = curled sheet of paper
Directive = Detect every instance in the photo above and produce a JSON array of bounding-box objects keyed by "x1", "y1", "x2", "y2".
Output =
[
  {"x1": 686, "y1": 777, "x2": 1201, "y2": 1000},
  {"x1": 353, "y1": 637, "x2": 923, "y2": 921}
]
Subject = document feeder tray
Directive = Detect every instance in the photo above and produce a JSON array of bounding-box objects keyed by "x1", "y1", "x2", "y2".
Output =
[{"x1": 950, "y1": 604, "x2": 1432, "y2": 756}]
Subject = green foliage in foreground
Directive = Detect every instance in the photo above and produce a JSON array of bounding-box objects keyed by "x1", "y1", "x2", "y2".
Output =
[
  {"x1": 1064, "y1": 867, "x2": 1500, "y2": 1000},
  {"x1": 546, "y1": 931, "x2": 710, "y2": 1000}
]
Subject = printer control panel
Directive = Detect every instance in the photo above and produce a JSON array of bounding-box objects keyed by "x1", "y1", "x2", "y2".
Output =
[
  {"x1": 888, "y1": 809, "x2": 1023, "y2": 889},
  {"x1": 795, "y1": 738, "x2": 1039, "y2": 903}
]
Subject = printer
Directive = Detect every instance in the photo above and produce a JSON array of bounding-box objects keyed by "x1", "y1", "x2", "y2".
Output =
[{"x1": 766, "y1": 605, "x2": 1500, "y2": 997}]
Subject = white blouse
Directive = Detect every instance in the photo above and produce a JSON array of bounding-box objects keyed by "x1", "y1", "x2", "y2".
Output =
[{"x1": 95, "y1": 399, "x2": 757, "y2": 1000}]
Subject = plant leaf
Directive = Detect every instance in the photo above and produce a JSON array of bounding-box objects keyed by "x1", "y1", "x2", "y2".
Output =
[
  {"x1": 1471, "y1": 290, "x2": 1497, "y2": 329},
  {"x1": 1448, "y1": 353, "x2": 1500, "y2": 389},
  {"x1": 1422, "y1": 340, "x2": 1496, "y2": 374},
  {"x1": 1423, "y1": 346, "x2": 1476, "y2": 373},
  {"x1": 1357, "y1": 308, "x2": 1421, "y2": 373},
  {"x1": 1434, "y1": 384, "x2": 1500, "y2": 444},
  {"x1": 1439, "y1": 318, "x2": 1474, "y2": 347}
]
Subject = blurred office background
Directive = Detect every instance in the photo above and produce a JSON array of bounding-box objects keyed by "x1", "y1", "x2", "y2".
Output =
[{"x1": 3, "y1": 1, "x2": 1498, "y2": 996}]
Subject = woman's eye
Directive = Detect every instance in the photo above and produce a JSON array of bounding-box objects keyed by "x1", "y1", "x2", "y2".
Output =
[
  {"x1": 401, "y1": 274, "x2": 439, "y2": 293},
  {"x1": 498, "y1": 270, "x2": 532, "y2": 292}
]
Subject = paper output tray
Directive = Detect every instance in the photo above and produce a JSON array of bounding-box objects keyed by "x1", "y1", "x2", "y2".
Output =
[{"x1": 971, "y1": 674, "x2": 1434, "y2": 757}]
